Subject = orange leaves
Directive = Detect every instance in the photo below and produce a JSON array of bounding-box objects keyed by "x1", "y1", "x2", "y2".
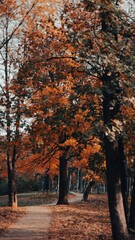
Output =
[
  {"x1": 81, "y1": 142, "x2": 101, "y2": 160},
  {"x1": 79, "y1": 158, "x2": 88, "y2": 169},
  {"x1": 35, "y1": 135, "x2": 44, "y2": 147},
  {"x1": 65, "y1": 44, "x2": 76, "y2": 55},
  {"x1": 74, "y1": 113, "x2": 84, "y2": 123},
  {"x1": 49, "y1": 162, "x2": 59, "y2": 176},
  {"x1": 42, "y1": 86, "x2": 58, "y2": 95},
  {"x1": 60, "y1": 138, "x2": 78, "y2": 148}
]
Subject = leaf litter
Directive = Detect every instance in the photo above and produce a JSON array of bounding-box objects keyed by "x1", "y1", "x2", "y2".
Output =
[{"x1": 48, "y1": 194, "x2": 112, "y2": 240}]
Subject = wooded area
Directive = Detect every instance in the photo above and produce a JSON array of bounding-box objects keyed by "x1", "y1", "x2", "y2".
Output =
[{"x1": 0, "y1": 0, "x2": 135, "y2": 239}]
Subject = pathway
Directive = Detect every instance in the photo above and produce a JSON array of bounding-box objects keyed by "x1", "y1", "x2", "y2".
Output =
[{"x1": 0, "y1": 193, "x2": 83, "y2": 240}]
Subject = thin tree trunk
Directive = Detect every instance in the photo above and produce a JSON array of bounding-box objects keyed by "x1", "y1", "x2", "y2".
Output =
[
  {"x1": 4, "y1": 17, "x2": 17, "y2": 208},
  {"x1": 83, "y1": 180, "x2": 95, "y2": 202},
  {"x1": 78, "y1": 169, "x2": 83, "y2": 192},
  {"x1": 7, "y1": 152, "x2": 17, "y2": 208},
  {"x1": 68, "y1": 168, "x2": 71, "y2": 192},
  {"x1": 7, "y1": 99, "x2": 20, "y2": 207},
  {"x1": 57, "y1": 148, "x2": 69, "y2": 205}
]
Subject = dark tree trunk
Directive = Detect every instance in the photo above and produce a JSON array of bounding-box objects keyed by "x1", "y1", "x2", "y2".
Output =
[
  {"x1": 43, "y1": 174, "x2": 50, "y2": 192},
  {"x1": 83, "y1": 180, "x2": 95, "y2": 202},
  {"x1": 57, "y1": 149, "x2": 69, "y2": 205},
  {"x1": 104, "y1": 137, "x2": 129, "y2": 240},
  {"x1": 7, "y1": 150, "x2": 17, "y2": 208},
  {"x1": 78, "y1": 169, "x2": 83, "y2": 192},
  {"x1": 129, "y1": 169, "x2": 135, "y2": 233},
  {"x1": 102, "y1": 75, "x2": 129, "y2": 240},
  {"x1": 118, "y1": 137, "x2": 129, "y2": 224}
]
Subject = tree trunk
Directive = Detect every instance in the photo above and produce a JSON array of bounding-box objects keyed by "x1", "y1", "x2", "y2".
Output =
[
  {"x1": 118, "y1": 137, "x2": 129, "y2": 224},
  {"x1": 78, "y1": 169, "x2": 83, "y2": 192},
  {"x1": 129, "y1": 169, "x2": 135, "y2": 233},
  {"x1": 102, "y1": 74, "x2": 129, "y2": 240},
  {"x1": 5, "y1": 24, "x2": 18, "y2": 208},
  {"x1": 57, "y1": 149, "x2": 69, "y2": 205},
  {"x1": 104, "y1": 137, "x2": 129, "y2": 240},
  {"x1": 83, "y1": 180, "x2": 95, "y2": 202},
  {"x1": 68, "y1": 168, "x2": 71, "y2": 192},
  {"x1": 7, "y1": 155, "x2": 17, "y2": 208}
]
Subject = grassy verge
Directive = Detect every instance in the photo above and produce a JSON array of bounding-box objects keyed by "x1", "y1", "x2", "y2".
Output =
[{"x1": 0, "y1": 192, "x2": 58, "y2": 207}]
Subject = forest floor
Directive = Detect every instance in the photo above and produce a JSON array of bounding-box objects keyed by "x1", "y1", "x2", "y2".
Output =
[
  {"x1": 49, "y1": 194, "x2": 112, "y2": 240},
  {"x1": 0, "y1": 193, "x2": 134, "y2": 240}
]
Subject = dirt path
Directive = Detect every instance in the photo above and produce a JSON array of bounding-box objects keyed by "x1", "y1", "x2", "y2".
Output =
[{"x1": 0, "y1": 193, "x2": 83, "y2": 240}]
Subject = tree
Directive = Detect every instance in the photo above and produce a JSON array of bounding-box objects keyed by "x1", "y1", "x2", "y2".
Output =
[
  {"x1": 0, "y1": 0, "x2": 22, "y2": 207},
  {"x1": 0, "y1": 0, "x2": 46, "y2": 207},
  {"x1": 129, "y1": 166, "x2": 135, "y2": 233},
  {"x1": 62, "y1": 0, "x2": 134, "y2": 238},
  {"x1": 13, "y1": 12, "x2": 104, "y2": 206},
  {"x1": 83, "y1": 180, "x2": 95, "y2": 202}
]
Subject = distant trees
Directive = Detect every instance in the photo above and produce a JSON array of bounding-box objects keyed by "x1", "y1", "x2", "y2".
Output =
[
  {"x1": 0, "y1": 0, "x2": 23, "y2": 207},
  {"x1": 0, "y1": 0, "x2": 55, "y2": 207}
]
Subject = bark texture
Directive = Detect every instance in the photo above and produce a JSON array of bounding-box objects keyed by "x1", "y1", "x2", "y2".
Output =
[
  {"x1": 102, "y1": 75, "x2": 129, "y2": 240},
  {"x1": 129, "y1": 170, "x2": 135, "y2": 233},
  {"x1": 57, "y1": 147, "x2": 69, "y2": 205},
  {"x1": 104, "y1": 137, "x2": 129, "y2": 240},
  {"x1": 83, "y1": 180, "x2": 95, "y2": 202},
  {"x1": 7, "y1": 157, "x2": 17, "y2": 208},
  {"x1": 118, "y1": 137, "x2": 128, "y2": 223}
]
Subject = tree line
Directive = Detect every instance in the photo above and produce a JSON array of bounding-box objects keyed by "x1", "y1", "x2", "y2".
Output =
[{"x1": 0, "y1": 0, "x2": 135, "y2": 239}]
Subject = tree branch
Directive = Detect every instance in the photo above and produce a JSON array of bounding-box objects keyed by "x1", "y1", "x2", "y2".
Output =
[{"x1": 0, "y1": 1, "x2": 37, "y2": 50}]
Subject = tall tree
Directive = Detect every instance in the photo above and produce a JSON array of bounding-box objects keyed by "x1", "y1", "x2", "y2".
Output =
[
  {"x1": 0, "y1": 0, "x2": 41, "y2": 207},
  {"x1": 63, "y1": 0, "x2": 134, "y2": 238}
]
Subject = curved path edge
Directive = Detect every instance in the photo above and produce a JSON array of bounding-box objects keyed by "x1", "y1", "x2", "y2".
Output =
[{"x1": 0, "y1": 192, "x2": 83, "y2": 240}]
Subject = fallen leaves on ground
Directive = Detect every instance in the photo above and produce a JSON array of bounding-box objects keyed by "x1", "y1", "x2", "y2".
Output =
[
  {"x1": 49, "y1": 194, "x2": 112, "y2": 240},
  {"x1": 0, "y1": 207, "x2": 26, "y2": 234},
  {"x1": 0, "y1": 192, "x2": 58, "y2": 234}
]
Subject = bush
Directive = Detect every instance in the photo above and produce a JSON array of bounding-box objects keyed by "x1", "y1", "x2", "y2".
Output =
[
  {"x1": 0, "y1": 178, "x2": 8, "y2": 195},
  {"x1": 0, "y1": 175, "x2": 43, "y2": 195}
]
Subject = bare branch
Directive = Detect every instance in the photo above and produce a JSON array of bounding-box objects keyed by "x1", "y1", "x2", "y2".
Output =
[{"x1": 0, "y1": 1, "x2": 37, "y2": 50}]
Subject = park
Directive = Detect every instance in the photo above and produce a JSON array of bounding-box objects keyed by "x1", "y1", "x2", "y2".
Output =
[{"x1": 0, "y1": 0, "x2": 135, "y2": 239}]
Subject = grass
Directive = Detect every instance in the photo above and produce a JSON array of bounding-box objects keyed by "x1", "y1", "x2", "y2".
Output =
[{"x1": 0, "y1": 191, "x2": 58, "y2": 207}]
